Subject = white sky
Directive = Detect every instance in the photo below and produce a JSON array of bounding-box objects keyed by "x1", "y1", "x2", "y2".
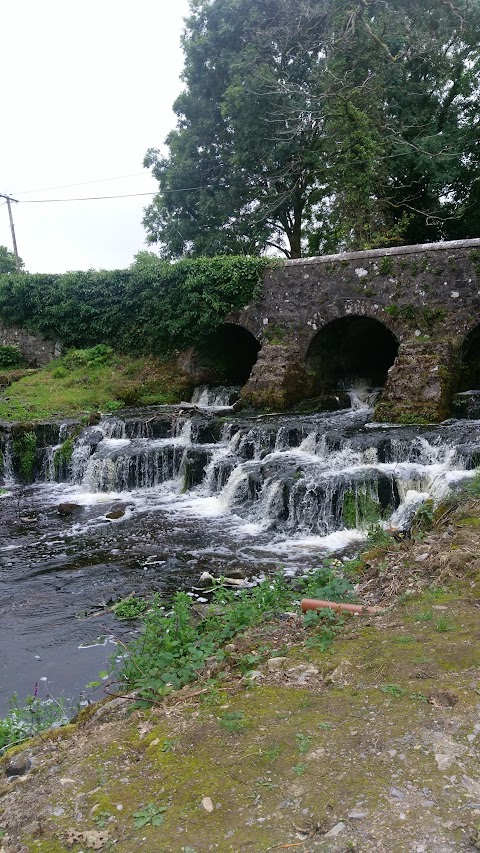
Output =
[{"x1": 0, "y1": 0, "x2": 190, "y2": 272}]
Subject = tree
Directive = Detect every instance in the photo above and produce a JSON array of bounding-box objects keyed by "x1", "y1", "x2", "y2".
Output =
[
  {"x1": 144, "y1": 0, "x2": 480, "y2": 258},
  {"x1": 0, "y1": 245, "x2": 24, "y2": 274},
  {"x1": 143, "y1": 0, "x2": 329, "y2": 259}
]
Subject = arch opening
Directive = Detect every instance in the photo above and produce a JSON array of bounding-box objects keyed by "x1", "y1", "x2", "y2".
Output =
[
  {"x1": 305, "y1": 316, "x2": 399, "y2": 397},
  {"x1": 197, "y1": 323, "x2": 261, "y2": 386},
  {"x1": 459, "y1": 325, "x2": 480, "y2": 392}
]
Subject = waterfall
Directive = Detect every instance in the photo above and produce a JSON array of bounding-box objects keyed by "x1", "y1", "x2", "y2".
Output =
[
  {"x1": 190, "y1": 385, "x2": 239, "y2": 408},
  {"x1": 6, "y1": 406, "x2": 478, "y2": 541},
  {"x1": 1, "y1": 434, "x2": 15, "y2": 486}
]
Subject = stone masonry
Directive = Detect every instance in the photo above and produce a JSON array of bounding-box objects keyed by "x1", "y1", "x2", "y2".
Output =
[{"x1": 226, "y1": 238, "x2": 480, "y2": 421}]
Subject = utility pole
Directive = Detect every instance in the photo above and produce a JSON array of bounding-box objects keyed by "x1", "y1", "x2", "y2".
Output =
[{"x1": 0, "y1": 193, "x2": 21, "y2": 272}]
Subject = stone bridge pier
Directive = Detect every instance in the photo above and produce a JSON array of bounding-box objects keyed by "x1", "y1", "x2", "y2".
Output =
[{"x1": 191, "y1": 239, "x2": 480, "y2": 422}]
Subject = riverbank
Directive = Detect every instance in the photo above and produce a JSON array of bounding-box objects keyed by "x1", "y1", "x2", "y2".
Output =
[
  {"x1": 0, "y1": 347, "x2": 188, "y2": 422},
  {"x1": 1, "y1": 493, "x2": 480, "y2": 852}
]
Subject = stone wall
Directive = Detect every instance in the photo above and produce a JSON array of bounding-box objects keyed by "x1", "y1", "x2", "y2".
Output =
[
  {"x1": 0, "y1": 323, "x2": 59, "y2": 367},
  {"x1": 228, "y1": 238, "x2": 480, "y2": 420}
]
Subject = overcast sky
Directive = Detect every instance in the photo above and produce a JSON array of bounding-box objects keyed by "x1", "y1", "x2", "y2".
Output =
[{"x1": 0, "y1": 0, "x2": 190, "y2": 272}]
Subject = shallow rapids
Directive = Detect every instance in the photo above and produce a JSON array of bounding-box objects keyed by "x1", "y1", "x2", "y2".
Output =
[{"x1": 1, "y1": 397, "x2": 479, "y2": 713}]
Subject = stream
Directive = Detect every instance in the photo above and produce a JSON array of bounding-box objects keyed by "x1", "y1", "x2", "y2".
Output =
[{"x1": 1, "y1": 387, "x2": 480, "y2": 714}]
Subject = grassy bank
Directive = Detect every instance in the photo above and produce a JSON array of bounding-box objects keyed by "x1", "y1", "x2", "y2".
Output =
[{"x1": 0, "y1": 345, "x2": 190, "y2": 422}]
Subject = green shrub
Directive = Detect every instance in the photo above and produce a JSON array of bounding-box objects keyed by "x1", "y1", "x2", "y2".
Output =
[
  {"x1": 0, "y1": 257, "x2": 269, "y2": 357},
  {"x1": 0, "y1": 345, "x2": 22, "y2": 368}
]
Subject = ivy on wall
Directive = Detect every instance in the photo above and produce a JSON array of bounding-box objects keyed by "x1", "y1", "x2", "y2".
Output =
[{"x1": 0, "y1": 257, "x2": 270, "y2": 355}]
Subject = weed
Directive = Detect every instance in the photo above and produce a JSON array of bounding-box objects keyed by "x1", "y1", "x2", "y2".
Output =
[
  {"x1": 415, "y1": 609, "x2": 433, "y2": 622},
  {"x1": 132, "y1": 802, "x2": 169, "y2": 829},
  {"x1": 0, "y1": 689, "x2": 68, "y2": 752},
  {"x1": 434, "y1": 616, "x2": 455, "y2": 632},
  {"x1": 292, "y1": 762, "x2": 309, "y2": 776},
  {"x1": 318, "y1": 722, "x2": 333, "y2": 730},
  {"x1": 410, "y1": 692, "x2": 428, "y2": 703},
  {"x1": 0, "y1": 345, "x2": 22, "y2": 368},
  {"x1": 112, "y1": 596, "x2": 148, "y2": 620},
  {"x1": 93, "y1": 811, "x2": 113, "y2": 829},
  {"x1": 380, "y1": 684, "x2": 406, "y2": 698},
  {"x1": 113, "y1": 569, "x2": 353, "y2": 706},
  {"x1": 295, "y1": 732, "x2": 313, "y2": 753},
  {"x1": 160, "y1": 738, "x2": 177, "y2": 753},
  {"x1": 393, "y1": 635, "x2": 417, "y2": 644},
  {"x1": 264, "y1": 743, "x2": 281, "y2": 760},
  {"x1": 218, "y1": 711, "x2": 246, "y2": 733},
  {"x1": 379, "y1": 256, "x2": 394, "y2": 275}
]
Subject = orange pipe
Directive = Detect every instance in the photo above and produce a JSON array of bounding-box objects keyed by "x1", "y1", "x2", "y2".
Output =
[{"x1": 301, "y1": 598, "x2": 383, "y2": 615}]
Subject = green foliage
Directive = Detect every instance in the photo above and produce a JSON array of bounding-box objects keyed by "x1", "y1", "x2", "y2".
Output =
[
  {"x1": 0, "y1": 692, "x2": 68, "y2": 752},
  {"x1": 0, "y1": 257, "x2": 268, "y2": 356},
  {"x1": 379, "y1": 257, "x2": 394, "y2": 275},
  {"x1": 132, "y1": 803, "x2": 169, "y2": 829},
  {"x1": 0, "y1": 345, "x2": 22, "y2": 368},
  {"x1": 0, "y1": 245, "x2": 24, "y2": 274},
  {"x1": 342, "y1": 488, "x2": 383, "y2": 529},
  {"x1": 0, "y1": 349, "x2": 190, "y2": 422},
  {"x1": 114, "y1": 568, "x2": 353, "y2": 705},
  {"x1": 53, "y1": 437, "x2": 74, "y2": 474},
  {"x1": 12, "y1": 431, "x2": 37, "y2": 482},
  {"x1": 112, "y1": 596, "x2": 148, "y2": 620},
  {"x1": 434, "y1": 616, "x2": 455, "y2": 633},
  {"x1": 218, "y1": 711, "x2": 246, "y2": 733},
  {"x1": 144, "y1": 0, "x2": 480, "y2": 257},
  {"x1": 380, "y1": 684, "x2": 405, "y2": 698}
]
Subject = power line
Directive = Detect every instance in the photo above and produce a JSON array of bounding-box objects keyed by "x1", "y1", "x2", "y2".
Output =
[
  {"x1": 13, "y1": 172, "x2": 149, "y2": 195},
  {"x1": 17, "y1": 185, "x2": 232, "y2": 203},
  {"x1": 20, "y1": 191, "x2": 158, "y2": 203}
]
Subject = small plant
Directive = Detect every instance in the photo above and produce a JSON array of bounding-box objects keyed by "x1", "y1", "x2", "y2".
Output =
[
  {"x1": 133, "y1": 802, "x2": 169, "y2": 829},
  {"x1": 410, "y1": 692, "x2": 428, "y2": 703},
  {"x1": 295, "y1": 732, "x2": 313, "y2": 753},
  {"x1": 112, "y1": 596, "x2": 148, "y2": 620},
  {"x1": 219, "y1": 710, "x2": 246, "y2": 733},
  {"x1": 264, "y1": 742, "x2": 281, "y2": 760},
  {"x1": 292, "y1": 762, "x2": 309, "y2": 776},
  {"x1": 393, "y1": 635, "x2": 417, "y2": 644},
  {"x1": 434, "y1": 616, "x2": 455, "y2": 632},
  {"x1": 160, "y1": 738, "x2": 177, "y2": 753},
  {"x1": 415, "y1": 609, "x2": 433, "y2": 622},
  {"x1": 0, "y1": 688, "x2": 68, "y2": 752},
  {"x1": 12, "y1": 430, "x2": 37, "y2": 482},
  {"x1": 379, "y1": 256, "x2": 394, "y2": 275},
  {"x1": 93, "y1": 810, "x2": 113, "y2": 829},
  {"x1": 380, "y1": 684, "x2": 406, "y2": 698}
]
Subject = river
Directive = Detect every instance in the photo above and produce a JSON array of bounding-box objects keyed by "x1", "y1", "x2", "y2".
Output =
[{"x1": 1, "y1": 388, "x2": 479, "y2": 714}]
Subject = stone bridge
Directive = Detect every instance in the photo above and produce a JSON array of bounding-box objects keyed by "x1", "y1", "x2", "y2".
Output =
[{"x1": 187, "y1": 238, "x2": 480, "y2": 422}]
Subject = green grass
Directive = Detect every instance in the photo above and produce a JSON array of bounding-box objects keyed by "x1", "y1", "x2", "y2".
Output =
[{"x1": 0, "y1": 346, "x2": 189, "y2": 421}]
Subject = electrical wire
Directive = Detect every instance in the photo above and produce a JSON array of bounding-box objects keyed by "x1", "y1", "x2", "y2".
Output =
[
  {"x1": 20, "y1": 191, "x2": 158, "y2": 203},
  {"x1": 13, "y1": 172, "x2": 149, "y2": 195},
  {"x1": 16, "y1": 185, "x2": 231, "y2": 203}
]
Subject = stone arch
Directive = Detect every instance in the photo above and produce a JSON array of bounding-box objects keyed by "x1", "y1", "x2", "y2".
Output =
[
  {"x1": 305, "y1": 315, "x2": 399, "y2": 394},
  {"x1": 196, "y1": 323, "x2": 261, "y2": 386},
  {"x1": 459, "y1": 323, "x2": 480, "y2": 391}
]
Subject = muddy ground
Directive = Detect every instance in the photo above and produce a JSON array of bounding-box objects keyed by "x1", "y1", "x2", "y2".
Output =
[{"x1": 1, "y1": 502, "x2": 480, "y2": 853}]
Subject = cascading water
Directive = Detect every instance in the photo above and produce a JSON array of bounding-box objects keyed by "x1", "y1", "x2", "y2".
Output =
[
  {"x1": 190, "y1": 385, "x2": 239, "y2": 408},
  {"x1": 2, "y1": 402, "x2": 480, "y2": 712}
]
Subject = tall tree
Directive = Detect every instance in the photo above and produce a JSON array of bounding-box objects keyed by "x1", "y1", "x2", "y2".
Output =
[
  {"x1": 144, "y1": 0, "x2": 480, "y2": 258},
  {"x1": 143, "y1": 0, "x2": 329, "y2": 258}
]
